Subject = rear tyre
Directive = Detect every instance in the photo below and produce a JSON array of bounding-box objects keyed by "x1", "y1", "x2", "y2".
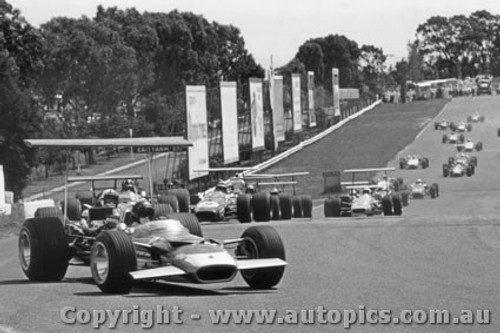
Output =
[
  {"x1": 324, "y1": 197, "x2": 341, "y2": 217},
  {"x1": 34, "y1": 206, "x2": 63, "y2": 220},
  {"x1": 157, "y1": 194, "x2": 179, "y2": 212},
  {"x1": 278, "y1": 193, "x2": 292, "y2": 220},
  {"x1": 76, "y1": 191, "x2": 94, "y2": 206},
  {"x1": 270, "y1": 195, "x2": 281, "y2": 221},
  {"x1": 382, "y1": 196, "x2": 393, "y2": 216},
  {"x1": 466, "y1": 166, "x2": 473, "y2": 177},
  {"x1": 400, "y1": 191, "x2": 409, "y2": 207},
  {"x1": 252, "y1": 192, "x2": 271, "y2": 222},
  {"x1": 399, "y1": 158, "x2": 406, "y2": 169},
  {"x1": 300, "y1": 195, "x2": 313, "y2": 218},
  {"x1": 19, "y1": 217, "x2": 70, "y2": 281},
  {"x1": 167, "y1": 189, "x2": 190, "y2": 213},
  {"x1": 62, "y1": 198, "x2": 82, "y2": 221},
  {"x1": 90, "y1": 230, "x2": 137, "y2": 294},
  {"x1": 153, "y1": 203, "x2": 174, "y2": 219},
  {"x1": 470, "y1": 157, "x2": 477, "y2": 167},
  {"x1": 443, "y1": 164, "x2": 449, "y2": 178},
  {"x1": 237, "y1": 194, "x2": 252, "y2": 223},
  {"x1": 165, "y1": 213, "x2": 203, "y2": 237},
  {"x1": 430, "y1": 183, "x2": 439, "y2": 198},
  {"x1": 237, "y1": 226, "x2": 286, "y2": 289},
  {"x1": 391, "y1": 194, "x2": 402, "y2": 216},
  {"x1": 292, "y1": 196, "x2": 303, "y2": 218}
]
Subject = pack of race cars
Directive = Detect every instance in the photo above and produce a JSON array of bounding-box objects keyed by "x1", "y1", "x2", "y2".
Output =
[{"x1": 322, "y1": 111, "x2": 487, "y2": 218}]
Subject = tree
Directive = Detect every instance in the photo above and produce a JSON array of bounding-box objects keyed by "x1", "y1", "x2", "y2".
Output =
[
  {"x1": 0, "y1": 0, "x2": 44, "y2": 198},
  {"x1": 359, "y1": 44, "x2": 386, "y2": 93}
]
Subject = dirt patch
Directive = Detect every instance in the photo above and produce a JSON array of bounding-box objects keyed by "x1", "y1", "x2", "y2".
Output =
[{"x1": 261, "y1": 100, "x2": 449, "y2": 198}]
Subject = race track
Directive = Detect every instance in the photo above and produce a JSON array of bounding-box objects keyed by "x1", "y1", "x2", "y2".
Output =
[{"x1": 1, "y1": 96, "x2": 500, "y2": 332}]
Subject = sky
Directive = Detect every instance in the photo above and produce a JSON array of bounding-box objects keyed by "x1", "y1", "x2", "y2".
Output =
[{"x1": 7, "y1": 0, "x2": 500, "y2": 69}]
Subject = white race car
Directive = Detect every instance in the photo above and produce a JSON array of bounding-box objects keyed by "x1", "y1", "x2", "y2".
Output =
[
  {"x1": 399, "y1": 155, "x2": 429, "y2": 169},
  {"x1": 409, "y1": 180, "x2": 439, "y2": 199},
  {"x1": 442, "y1": 132, "x2": 465, "y2": 144},
  {"x1": 467, "y1": 113, "x2": 485, "y2": 123},
  {"x1": 456, "y1": 139, "x2": 483, "y2": 152}
]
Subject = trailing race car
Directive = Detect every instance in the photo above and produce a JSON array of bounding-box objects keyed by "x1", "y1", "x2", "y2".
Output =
[
  {"x1": 467, "y1": 112, "x2": 485, "y2": 123},
  {"x1": 443, "y1": 153, "x2": 477, "y2": 177},
  {"x1": 456, "y1": 139, "x2": 483, "y2": 152},
  {"x1": 399, "y1": 154, "x2": 429, "y2": 169},
  {"x1": 409, "y1": 179, "x2": 439, "y2": 199},
  {"x1": 452, "y1": 121, "x2": 472, "y2": 133},
  {"x1": 434, "y1": 119, "x2": 453, "y2": 130},
  {"x1": 442, "y1": 132, "x2": 465, "y2": 144},
  {"x1": 324, "y1": 168, "x2": 403, "y2": 217},
  {"x1": 19, "y1": 138, "x2": 287, "y2": 294}
]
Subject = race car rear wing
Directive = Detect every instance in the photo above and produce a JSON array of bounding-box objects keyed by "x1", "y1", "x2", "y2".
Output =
[
  {"x1": 24, "y1": 137, "x2": 192, "y2": 227},
  {"x1": 243, "y1": 172, "x2": 309, "y2": 194},
  {"x1": 343, "y1": 167, "x2": 395, "y2": 191},
  {"x1": 67, "y1": 175, "x2": 143, "y2": 183}
]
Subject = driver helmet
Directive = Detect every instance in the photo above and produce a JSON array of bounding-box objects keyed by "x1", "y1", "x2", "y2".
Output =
[
  {"x1": 215, "y1": 181, "x2": 228, "y2": 193},
  {"x1": 362, "y1": 187, "x2": 371, "y2": 194},
  {"x1": 121, "y1": 179, "x2": 136, "y2": 192},
  {"x1": 466, "y1": 138, "x2": 471, "y2": 142},
  {"x1": 416, "y1": 179, "x2": 423, "y2": 184},
  {"x1": 101, "y1": 189, "x2": 119, "y2": 207},
  {"x1": 270, "y1": 187, "x2": 279, "y2": 195},
  {"x1": 132, "y1": 200, "x2": 155, "y2": 221},
  {"x1": 246, "y1": 184, "x2": 256, "y2": 194},
  {"x1": 350, "y1": 189, "x2": 359, "y2": 197}
]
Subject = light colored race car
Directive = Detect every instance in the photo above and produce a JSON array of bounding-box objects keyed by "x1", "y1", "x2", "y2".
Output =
[
  {"x1": 466, "y1": 112, "x2": 485, "y2": 123},
  {"x1": 192, "y1": 179, "x2": 244, "y2": 221},
  {"x1": 399, "y1": 154, "x2": 429, "y2": 169},
  {"x1": 434, "y1": 119, "x2": 453, "y2": 130},
  {"x1": 442, "y1": 132, "x2": 465, "y2": 144},
  {"x1": 409, "y1": 179, "x2": 439, "y2": 199},
  {"x1": 443, "y1": 153, "x2": 477, "y2": 177},
  {"x1": 324, "y1": 168, "x2": 404, "y2": 217},
  {"x1": 456, "y1": 139, "x2": 483, "y2": 152},
  {"x1": 451, "y1": 121, "x2": 472, "y2": 133}
]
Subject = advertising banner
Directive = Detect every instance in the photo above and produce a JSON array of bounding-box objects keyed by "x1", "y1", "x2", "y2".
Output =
[
  {"x1": 186, "y1": 85, "x2": 209, "y2": 180},
  {"x1": 292, "y1": 73, "x2": 302, "y2": 132},
  {"x1": 272, "y1": 76, "x2": 285, "y2": 143},
  {"x1": 0, "y1": 165, "x2": 4, "y2": 205},
  {"x1": 307, "y1": 71, "x2": 317, "y2": 127},
  {"x1": 249, "y1": 78, "x2": 265, "y2": 151},
  {"x1": 220, "y1": 81, "x2": 239, "y2": 164},
  {"x1": 332, "y1": 68, "x2": 340, "y2": 117}
]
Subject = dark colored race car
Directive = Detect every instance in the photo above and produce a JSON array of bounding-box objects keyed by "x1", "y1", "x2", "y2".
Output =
[{"x1": 443, "y1": 153, "x2": 477, "y2": 177}]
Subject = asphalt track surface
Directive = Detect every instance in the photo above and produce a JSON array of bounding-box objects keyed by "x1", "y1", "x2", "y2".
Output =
[{"x1": 1, "y1": 96, "x2": 500, "y2": 332}]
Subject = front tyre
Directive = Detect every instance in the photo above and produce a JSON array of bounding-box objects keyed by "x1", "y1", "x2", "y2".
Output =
[
  {"x1": 237, "y1": 226, "x2": 286, "y2": 289},
  {"x1": 90, "y1": 230, "x2": 137, "y2": 294},
  {"x1": 19, "y1": 217, "x2": 70, "y2": 281}
]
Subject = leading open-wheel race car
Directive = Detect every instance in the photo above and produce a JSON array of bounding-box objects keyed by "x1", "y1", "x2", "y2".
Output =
[
  {"x1": 434, "y1": 119, "x2": 453, "y2": 130},
  {"x1": 399, "y1": 154, "x2": 429, "y2": 169},
  {"x1": 18, "y1": 138, "x2": 288, "y2": 294},
  {"x1": 324, "y1": 168, "x2": 404, "y2": 218},
  {"x1": 443, "y1": 153, "x2": 477, "y2": 177}
]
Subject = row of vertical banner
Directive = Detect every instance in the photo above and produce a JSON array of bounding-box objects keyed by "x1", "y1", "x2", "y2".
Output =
[{"x1": 186, "y1": 69, "x2": 342, "y2": 180}]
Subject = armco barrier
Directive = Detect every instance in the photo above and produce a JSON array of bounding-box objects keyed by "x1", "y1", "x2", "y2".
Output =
[{"x1": 245, "y1": 100, "x2": 382, "y2": 175}]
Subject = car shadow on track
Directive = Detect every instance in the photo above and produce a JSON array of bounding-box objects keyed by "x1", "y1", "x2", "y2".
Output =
[
  {"x1": 73, "y1": 281, "x2": 278, "y2": 298},
  {"x1": 0, "y1": 276, "x2": 93, "y2": 286}
]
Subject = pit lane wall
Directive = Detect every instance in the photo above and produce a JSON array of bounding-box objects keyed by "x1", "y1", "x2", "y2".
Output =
[{"x1": 245, "y1": 100, "x2": 382, "y2": 176}]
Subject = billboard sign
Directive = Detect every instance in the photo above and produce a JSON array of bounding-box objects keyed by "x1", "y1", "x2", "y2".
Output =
[{"x1": 186, "y1": 85, "x2": 209, "y2": 180}]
